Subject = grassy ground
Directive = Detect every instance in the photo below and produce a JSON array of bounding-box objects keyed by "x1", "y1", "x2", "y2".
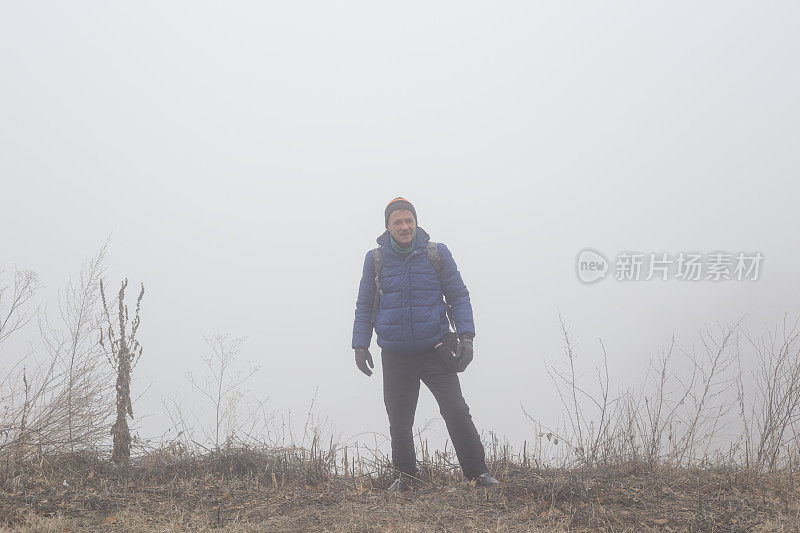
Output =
[{"x1": 2, "y1": 451, "x2": 800, "y2": 532}]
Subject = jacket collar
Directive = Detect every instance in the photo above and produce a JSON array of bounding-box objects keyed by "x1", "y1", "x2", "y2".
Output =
[{"x1": 376, "y1": 226, "x2": 431, "y2": 256}]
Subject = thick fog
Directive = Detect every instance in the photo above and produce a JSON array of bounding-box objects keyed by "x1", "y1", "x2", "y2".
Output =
[{"x1": 2, "y1": 2, "x2": 798, "y2": 455}]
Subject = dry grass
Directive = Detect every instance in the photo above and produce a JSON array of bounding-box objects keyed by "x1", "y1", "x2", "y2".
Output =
[
  {"x1": 5, "y1": 248, "x2": 800, "y2": 530},
  {"x1": 2, "y1": 448, "x2": 800, "y2": 532}
]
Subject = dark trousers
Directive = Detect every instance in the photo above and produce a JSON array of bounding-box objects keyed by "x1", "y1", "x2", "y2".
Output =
[{"x1": 380, "y1": 346, "x2": 487, "y2": 479}]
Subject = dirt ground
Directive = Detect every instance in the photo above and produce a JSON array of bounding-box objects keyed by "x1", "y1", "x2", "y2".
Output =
[{"x1": 2, "y1": 454, "x2": 800, "y2": 531}]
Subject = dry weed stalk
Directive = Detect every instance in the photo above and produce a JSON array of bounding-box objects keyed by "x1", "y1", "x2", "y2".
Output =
[
  {"x1": 0, "y1": 267, "x2": 40, "y2": 346},
  {"x1": 99, "y1": 277, "x2": 145, "y2": 464}
]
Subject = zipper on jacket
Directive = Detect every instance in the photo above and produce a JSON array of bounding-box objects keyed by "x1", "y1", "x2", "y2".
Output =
[{"x1": 408, "y1": 249, "x2": 420, "y2": 351}]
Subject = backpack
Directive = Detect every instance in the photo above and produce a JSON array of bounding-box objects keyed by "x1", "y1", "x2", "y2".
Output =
[{"x1": 370, "y1": 242, "x2": 456, "y2": 331}]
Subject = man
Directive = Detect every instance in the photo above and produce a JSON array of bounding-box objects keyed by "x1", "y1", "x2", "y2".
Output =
[{"x1": 352, "y1": 197, "x2": 499, "y2": 493}]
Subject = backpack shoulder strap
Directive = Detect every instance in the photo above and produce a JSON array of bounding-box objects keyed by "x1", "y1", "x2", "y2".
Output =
[
  {"x1": 372, "y1": 247, "x2": 383, "y2": 278},
  {"x1": 370, "y1": 247, "x2": 383, "y2": 326},
  {"x1": 426, "y1": 242, "x2": 456, "y2": 331},
  {"x1": 426, "y1": 241, "x2": 443, "y2": 273}
]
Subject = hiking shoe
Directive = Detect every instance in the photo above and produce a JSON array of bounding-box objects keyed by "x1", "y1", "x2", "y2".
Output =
[
  {"x1": 387, "y1": 475, "x2": 414, "y2": 493},
  {"x1": 475, "y1": 473, "x2": 500, "y2": 487}
]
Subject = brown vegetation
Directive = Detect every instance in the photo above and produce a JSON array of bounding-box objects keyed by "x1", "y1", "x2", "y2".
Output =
[
  {"x1": 1, "y1": 445, "x2": 800, "y2": 531},
  {"x1": 3, "y1": 250, "x2": 800, "y2": 530}
]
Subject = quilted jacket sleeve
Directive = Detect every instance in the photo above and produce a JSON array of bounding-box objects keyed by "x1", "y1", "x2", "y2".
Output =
[
  {"x1": 352, "y1": 250, "x2": 376, "y2": 349},
  {"x1": 437, "y1": 243, "x2": 476, "y2": 338}
]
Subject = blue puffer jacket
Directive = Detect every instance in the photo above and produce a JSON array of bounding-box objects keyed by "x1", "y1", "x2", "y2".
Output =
[{"x1": 352, "y1": 226, "x2": 475, "y2": 353}]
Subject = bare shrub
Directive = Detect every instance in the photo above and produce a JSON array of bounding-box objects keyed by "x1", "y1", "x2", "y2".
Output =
[
  {"x1": 0, "y1": 245, "x2": 114, "y2": 464},
  {"x1": 528, "y1": 314, "x2": 747, "y2": 470},
  {"x1": 0, "y1": 266, "x2": 42, "y2": 463},
  {"x1": 532, "y1": 313, "x2": 630, "y2": 468},
  {"x1": 164, "y1": 334, "x2": 270, "y2": 453},
  {"x1": 40, "y1": 242, "x2": 114, "y2": 452},
  {"x1": 738, "y1": 315, "x2": 800, "y2": 473}
]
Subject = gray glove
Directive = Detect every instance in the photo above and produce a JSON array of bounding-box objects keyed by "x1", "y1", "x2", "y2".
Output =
[
  {"x1": 354, "y1": 347, "x2": 374, "y2": 377},
  {"x1": 456, "y1": 335, "x2": 474, "y2": 373}
]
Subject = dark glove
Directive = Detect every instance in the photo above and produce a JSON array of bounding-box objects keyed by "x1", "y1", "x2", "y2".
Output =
[
  {"x1": 434, "y1": 331, "x2": 461, "y2": 372},
  {"x1": 456, "y1": 334, "x2": 474, "y2": 373},
  {"x1": 354, "y1": 347, "x2": 374, "y2": 377}
]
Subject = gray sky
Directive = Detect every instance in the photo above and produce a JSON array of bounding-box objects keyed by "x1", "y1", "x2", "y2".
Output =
[{"x1": 2, "y1": 1, "x2": 799, "y2": 453}]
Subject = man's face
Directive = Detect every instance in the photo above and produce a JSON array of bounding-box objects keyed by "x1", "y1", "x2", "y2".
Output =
[{"x1": 387, "y1": 209, "x2": 416, "y2": 246}]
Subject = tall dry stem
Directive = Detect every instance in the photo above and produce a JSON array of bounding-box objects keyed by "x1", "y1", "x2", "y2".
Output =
[{"x1": 99, "y1": 277, "x2": 145, "y2": 464}]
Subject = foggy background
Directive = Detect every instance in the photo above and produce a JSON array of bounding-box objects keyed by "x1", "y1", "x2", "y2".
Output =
[{"x1": 1, "y1": 2, "x2": 798, "y2": 454}]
